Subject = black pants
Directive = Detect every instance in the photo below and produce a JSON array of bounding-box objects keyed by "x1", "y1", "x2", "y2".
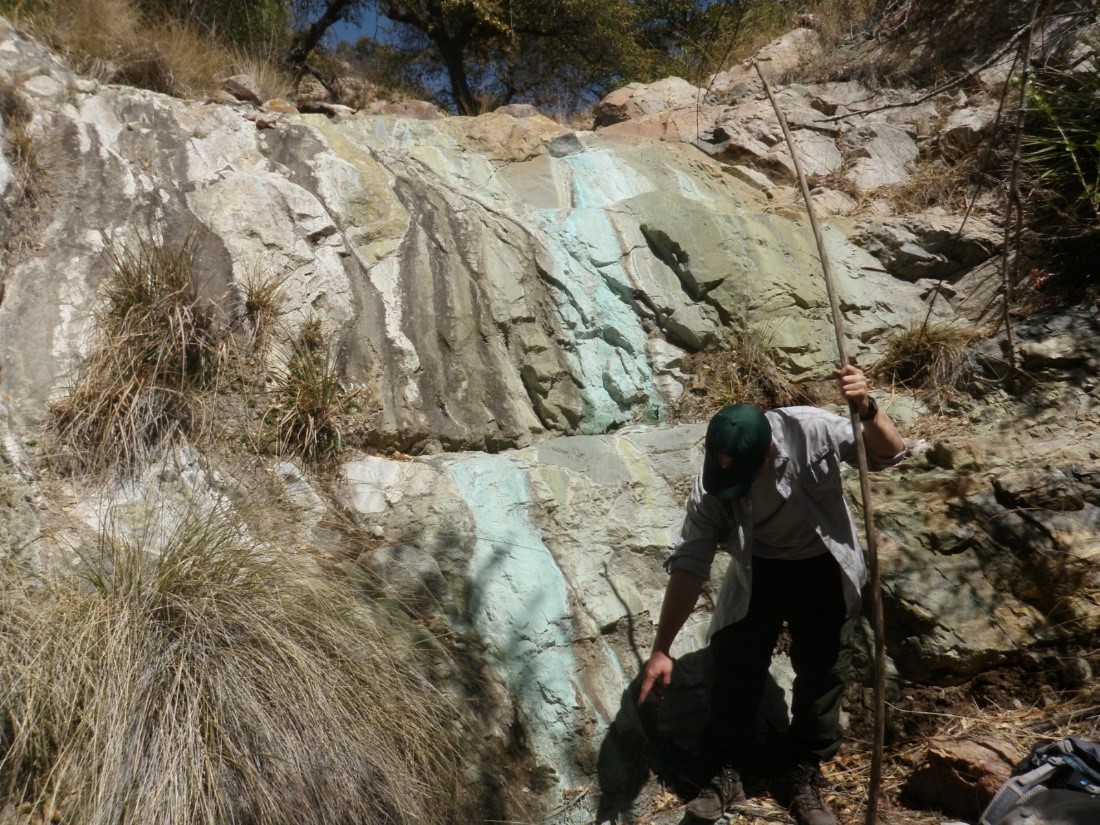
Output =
[{"x1": 708, "y1": 552, "x2": 854, "y2": 768}]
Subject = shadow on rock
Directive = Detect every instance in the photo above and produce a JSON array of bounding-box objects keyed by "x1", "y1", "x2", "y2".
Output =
[{"x1": 595, "y1": 648, "x2": 792, "y2": 822}]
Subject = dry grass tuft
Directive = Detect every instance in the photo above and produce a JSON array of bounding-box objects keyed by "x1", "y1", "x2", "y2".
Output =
[
  {"x1": 263, "y1": 318, "x2": 361, "y2": 461},
  {"x1": 673, "y1": 327, "x2": 824, "y2": 423},
  {"x1": 872, "y1": 321, "x2": 987, "y2": 402},
  {"x1": 0, "y1": 82, "x2": 42, "y2": 208},
  {"x1": 886, "y1": 155, "x2": 986, "y2": 214},
  {"x1": 108, "y1": 18, "x2": 235, "y2": 98},
  {"x1": 49, "y1": 237, "x2": 367, "y2": 473},
  {"x1": 227, "y1": 51, "x2": 294, "y2": 103},
  {"x1": 0, "y1": 502, "x2": 469, "y2": 825},
  {"x1": 49, "y1": 233, "x2": 226, "y2": 473},
  {"x1": 705, "y1": 0, "x2": 878, "y2": 80},
  {"x1": 3, "y1": 0, "x2": 291, "y2": 100},
  {"x1": 19, "y1": 0, "x2": 144, "y2": 68},
  {"x1": 0, "y1": 83, "x2": 33, "y2": 148},
  {"x1": 237, "y1": 266, "x2": 287, "y2": 354}
]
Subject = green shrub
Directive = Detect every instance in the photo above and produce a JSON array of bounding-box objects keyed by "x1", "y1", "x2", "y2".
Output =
[
  {"x1": 1023, "y1": 60, "x2": 1100, "y2": 285},
  {"x1": 0, "y1": 503, "x2": 468, "y2": 825}
]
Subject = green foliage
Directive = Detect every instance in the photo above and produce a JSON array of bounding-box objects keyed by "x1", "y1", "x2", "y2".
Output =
[
  {"x1": 264, "y1": 318, "x2": 358, "y2": 460},
  {"x1": 0, "y1": 503, "x2": 469, "y2": 825},
  {"x1": 351, "y1": 0, "x2": 724, "y2": 113},
  {"x1": 1023, "y1": 59, "x2": 1100, "y2": 281},
  {"x1": 139, "y1": 0, "x2": 291, "y2": 54},
  {"x1": 327, "y1": 0, "x2": 881, "y2": 114},
  {"x1": 49, "y1": 234, "x2": 225, "y2": 473}
]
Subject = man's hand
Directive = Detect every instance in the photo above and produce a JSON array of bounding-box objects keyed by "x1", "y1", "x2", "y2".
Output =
[
  {"x1": 638, "y1": 649, "x2": 674, "y2": 707},
  {"x1": 833, "y1": 364, "x2": 905, "y2": 457},
  {"x1": 832, "y1": 364, "x2": 871, "y2": 417}
]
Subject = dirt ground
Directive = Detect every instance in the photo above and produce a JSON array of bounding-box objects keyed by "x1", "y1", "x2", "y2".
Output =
[{"x1": 628, "y1": 644, "x2": 1100, "y2": 825}]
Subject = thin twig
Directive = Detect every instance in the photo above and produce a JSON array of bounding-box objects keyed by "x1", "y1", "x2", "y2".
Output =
[
  {"x1": 728, "y1": 801, "x2": 794, "y2": 822},
  {"x1": 541, "y1": 784, "x2": 591, "y2": 822},
  {"x1": 819, "y1": 16, "x2": 1042, "y2": 124},
  {"x1": 1001, "y1": 1, "x2": 1042, "y2": 371},
  {"x1": 918, "y1": 43, "x2": 1024, "y2": 339}
]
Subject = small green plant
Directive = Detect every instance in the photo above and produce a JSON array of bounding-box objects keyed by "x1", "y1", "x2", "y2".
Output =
[
  {"x1": 0, "y1": 502, "x2": 468, "y2": 825},
  {"x1": 873, "y1": 321, "x2": 985, "y2": 397},
  {"x1": 50, "y1": 233, "x2": 225, "y2": 472},
  {"x1": 1022, "y1": 60, "x2": 1100, "y2": 286},
  {"x1": 264, "y1": 318, "x2": 358, "y2": 460}
]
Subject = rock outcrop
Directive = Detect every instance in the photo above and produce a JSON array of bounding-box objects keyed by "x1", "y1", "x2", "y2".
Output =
[
  {"x1": 2, "y1": 12, "x2": 1098, "y2": 825},
  {"x1": 0, "y1": 18, "x2": 947, "y2": 455}
]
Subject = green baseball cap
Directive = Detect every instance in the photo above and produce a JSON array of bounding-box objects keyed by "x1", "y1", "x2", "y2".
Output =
[{"x1": 702, "y1": 404, "x2": 772, "y2": 499}]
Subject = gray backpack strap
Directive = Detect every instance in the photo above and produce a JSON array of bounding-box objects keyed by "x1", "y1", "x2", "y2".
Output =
[{"x1": 979, "y1": 763, "x2": 1061, "y2": 825}]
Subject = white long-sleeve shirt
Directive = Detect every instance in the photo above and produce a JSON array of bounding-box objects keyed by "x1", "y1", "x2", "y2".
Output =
[{"x1": 664, "y1": 406, "x2": 907, "y2": 639}]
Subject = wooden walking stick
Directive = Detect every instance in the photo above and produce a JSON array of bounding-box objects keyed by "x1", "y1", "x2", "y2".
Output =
[{"x1": 753, "y1": 61, "x2": 887, "y2": 825}]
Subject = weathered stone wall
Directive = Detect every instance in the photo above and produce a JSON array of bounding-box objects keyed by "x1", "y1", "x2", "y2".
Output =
[
  {"x1": 2, "y1": 14, "x2": 1098, "y2": 825},
  {"x1": 0, "y1": 18, "x2": 941, "y2": 455}
]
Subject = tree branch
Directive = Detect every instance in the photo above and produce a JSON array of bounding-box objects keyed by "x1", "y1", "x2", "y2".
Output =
[{"x1": 287, "y1": 0, "x2": 358, "y2": 70}]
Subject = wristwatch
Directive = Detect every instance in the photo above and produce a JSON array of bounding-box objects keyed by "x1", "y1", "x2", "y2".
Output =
[{"x1": 859, "y1": 396, "x2": 879, "y2": 422}]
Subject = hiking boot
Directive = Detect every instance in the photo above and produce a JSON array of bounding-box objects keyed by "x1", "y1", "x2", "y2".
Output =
[
  {"x1": 784, "y1": 762, "x2": 838, "y2": 825},
  {"x1": 685, "y1": 764, "x2": 747, "y2": 821}
]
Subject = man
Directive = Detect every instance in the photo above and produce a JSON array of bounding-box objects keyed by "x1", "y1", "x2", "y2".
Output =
[{"x1": 637, "y1": 365, "x2": 907, "y2": 825}]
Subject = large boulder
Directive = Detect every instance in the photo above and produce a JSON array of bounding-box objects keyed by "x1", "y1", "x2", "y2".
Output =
[
  {"x1": 593, "y1": 77, "x2": 703, "y2": 128},
  {"x1": 852, "y1": 214, "x2": 1000, "y2": 282},
  {"x1": 841, "y1": 123, "x2": 920, "y2": 192}
]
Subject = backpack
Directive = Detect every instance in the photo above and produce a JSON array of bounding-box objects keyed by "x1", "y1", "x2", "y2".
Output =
[{"x1": 979, "y1": 738, "x2": 1100, "y2": 825}]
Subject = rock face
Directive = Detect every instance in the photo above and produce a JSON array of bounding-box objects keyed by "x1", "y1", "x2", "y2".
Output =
[
  {"x1": 0, "y1": 18, "x2": 939, "y2": 454},
  {"x1": 2, "y1": 14, "x2": 1099, "y2": 825}
]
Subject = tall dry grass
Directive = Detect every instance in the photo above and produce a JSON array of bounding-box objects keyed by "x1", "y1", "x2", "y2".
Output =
[
  {"x1": 2, "y1": 0, "x2": 292, "y2": 100},
  {"x1": 49, "y1": 233, "x2": 225, "y2": 473},
  {"x1": 0, "y1": 502, "x2": 469, "y2": 825},
  {"x1": 872, "y1": 320, "x2": 987, "y2": 404},
  {"x1": 0, "y1": 82, "x2": 39, "y2": 207},
  {"x1": 263, "y1": 318, "x2": 360, "y2": 462},
  {"x1": 674, "y1": 325, "x2": 823, "y2": 422},
  {"x1": 690, "y1": 0, "x2": 879, "y2": 81}
]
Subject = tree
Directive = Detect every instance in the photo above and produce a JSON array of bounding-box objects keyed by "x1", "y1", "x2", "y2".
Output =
[
  {"x1": 287, "y1": 0, "x2": 358, "y2": 71},
  {"x1": 139, "y1": 0, "x2": 292, "y2": 54},
  {"x1": 288, "y1": 0, "x2": 717, "y2": 114},
  {"x1": 374, "y1": 0, "x2": 664, "y2": 115}
]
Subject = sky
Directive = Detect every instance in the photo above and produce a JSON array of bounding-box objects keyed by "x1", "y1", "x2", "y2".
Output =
[{"x1": 327, "y1": 8, "x2": 392, "y2": 46}]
